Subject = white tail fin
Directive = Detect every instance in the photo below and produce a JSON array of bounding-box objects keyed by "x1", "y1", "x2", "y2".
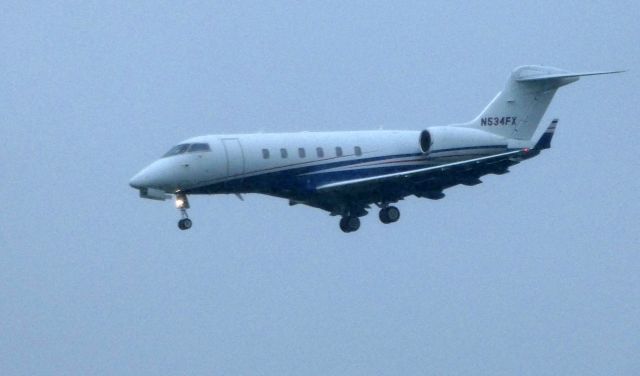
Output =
[{"x1": 455, "y1": 66, "x2": 623, "y2": 141}]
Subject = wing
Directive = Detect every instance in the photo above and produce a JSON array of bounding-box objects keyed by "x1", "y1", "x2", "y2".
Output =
[
  {"x1": 296, "y1": 149, "x2": 529, "y2": 215},
  {"x1": 317, "y1": 149, "x2": 526, "y2": 192}
]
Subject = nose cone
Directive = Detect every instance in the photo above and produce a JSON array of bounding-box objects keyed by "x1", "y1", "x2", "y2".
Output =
[
  {"x1": 129, "y1": 171, "x2": 148, "y2": 189},
  {"x1": 129, "y1": 163, "x2": 160, "y2": 190},
  {"x1": 129, "y1": 158, "x2": 182, "y2": 192}
]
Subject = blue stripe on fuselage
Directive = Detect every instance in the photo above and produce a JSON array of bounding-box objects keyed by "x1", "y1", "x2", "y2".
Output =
[{"x1": 184, "y1": 145, "x2": 506, "y2": 196}]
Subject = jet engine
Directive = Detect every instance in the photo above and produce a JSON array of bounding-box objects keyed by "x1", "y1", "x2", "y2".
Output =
[{"x1": 418, "y1": 126, "x2": 507, "y2": 154}]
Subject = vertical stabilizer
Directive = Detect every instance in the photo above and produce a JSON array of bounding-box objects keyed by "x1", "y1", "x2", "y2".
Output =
[{"x1": 454, "y1": 66, "x2": 622, "y2": 141}]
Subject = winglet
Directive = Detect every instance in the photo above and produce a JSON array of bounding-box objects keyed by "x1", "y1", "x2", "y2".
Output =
[{"x1": 535, "y1": 119, "x2": 558, "y2": 150}]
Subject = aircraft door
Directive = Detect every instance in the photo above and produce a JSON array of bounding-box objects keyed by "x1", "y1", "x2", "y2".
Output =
[{"x1": 221, "y1": 138, "x2": 246, "y2": 178}]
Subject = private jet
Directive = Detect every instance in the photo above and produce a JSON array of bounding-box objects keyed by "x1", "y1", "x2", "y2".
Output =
[{"x1": 129, "y1": 65, "x2": 621, "y2": 232}]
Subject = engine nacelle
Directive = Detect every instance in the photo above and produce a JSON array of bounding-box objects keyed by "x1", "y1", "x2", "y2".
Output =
[
  {"x1": 419, "y1": 129, "x2": 432, "y2": 153},
  {"x1": 418, "y1": 126, "x2": 508, "y2": 154}
]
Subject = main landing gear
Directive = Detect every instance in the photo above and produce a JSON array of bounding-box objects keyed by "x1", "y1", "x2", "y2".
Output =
[
  {"x1": 339, "y1": 216, "x2": 361, "y2": 233},
  {"x1": 175, "y1": 193, "x2": 192, "y2": 230},
  {"x1": 379, "y1": 206, "x2": 400, "y2": 224},
  {"x1": 338, "y1": 205, "x2": 401, "y2": 233}
]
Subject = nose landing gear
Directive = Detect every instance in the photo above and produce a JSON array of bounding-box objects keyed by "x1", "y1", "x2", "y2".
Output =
[
  {"x1": 175, "y1": 193, "x2": 192, "y2": 230},
  {"x1": 178, "y1": 217, "x2": 192, "y2": 230}
]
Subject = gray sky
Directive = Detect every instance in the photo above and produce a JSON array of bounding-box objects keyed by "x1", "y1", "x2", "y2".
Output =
[{"x1": 2, "y1": 1, "x2": 639, "y2": 375}]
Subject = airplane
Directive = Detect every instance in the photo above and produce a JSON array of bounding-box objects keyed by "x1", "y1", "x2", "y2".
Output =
[{"x1": 129, "y1": 65, "x2": 622, "y2": 232}]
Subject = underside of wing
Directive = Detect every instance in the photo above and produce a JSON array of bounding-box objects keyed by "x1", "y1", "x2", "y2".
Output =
[
  {"x1": 298, "y1": 149, "x2": 529, "y2": 215},
  {"x1": 316, "y1": 149, "x2": 527, "y2": 192}
]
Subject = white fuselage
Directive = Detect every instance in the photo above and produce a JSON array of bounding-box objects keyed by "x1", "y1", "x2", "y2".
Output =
[{"x1": 129, "y1": 127, "x2": 508, "y2": 199}]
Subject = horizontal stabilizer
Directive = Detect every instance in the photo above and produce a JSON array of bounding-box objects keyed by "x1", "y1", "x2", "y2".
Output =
[{"x1": 516, "y1": 69, "x2": 625, "y2": 82}]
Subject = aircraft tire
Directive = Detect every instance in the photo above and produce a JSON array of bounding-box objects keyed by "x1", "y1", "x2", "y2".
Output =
[
  {"x1": 379, "y1": 206, "x2": 400, "y2": 224},
  {"x1": 178, "y1": 218, "x2": 192, "y2": 230},
  {"x1": 339, "y1": 216, "x2": 360, "y2": 233},
  {"x1": 386, "y1": 206, "x2": 400, "y2": 223},
  {"x1": 379, "y1": 209, "x2": 390, "y2": 224}
]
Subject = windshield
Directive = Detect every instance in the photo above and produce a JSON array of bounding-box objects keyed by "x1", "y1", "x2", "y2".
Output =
[
  {"x1": 188, "y1": 143, "x2": 211, "y2": 152},
  {"x1": 162, "y1": 143, "x2": 211, "y2": 158},
  {"x1": 162, "y1": 144, "x2": 189, "y2": 158}
]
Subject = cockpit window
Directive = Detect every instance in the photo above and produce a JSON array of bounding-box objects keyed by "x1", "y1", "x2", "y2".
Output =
[
  {"x1": 188, "y1": 143, "x2": 211, "y2": 152},
  {"x1": 162, "y1": 144, "x2": 189, "y2": 158},
  {"x1": 162, "y1": 143, "x2": 211, "y2": 158}
]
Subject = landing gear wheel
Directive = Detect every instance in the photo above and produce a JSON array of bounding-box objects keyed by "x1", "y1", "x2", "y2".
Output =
[
  {"x1": 178, "y1": 218, "x2": 192, "y2": 230},
  {"x1": 339, "y1": 216, "x2": 360, "y2": 233},
  {"x1": 175, "y1": 194, "x2": 192, "y2": 230},
  {"x1": 379, "y1": 206, "x2": 400, "y2": 224}
]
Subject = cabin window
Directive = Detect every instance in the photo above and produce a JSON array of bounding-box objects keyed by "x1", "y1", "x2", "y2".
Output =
[
  {"x1": 298, "y1": 148, "x2": 306, "y2": 158},
  {"x1": 262, "y1": 149, "x2": 270, "y2": 159},
  {"x1": 354, "y1": 146, "x2": 362, "y2": 156},
  {"x1": 316, "y1": 147, "x2": 324, "y2": 158},
  {"x1": 335, "y1": 146, "x2": 343, "y2": 157},
  {"x1": 280, "y1": 148, "x2": 288, "y2": 158}
]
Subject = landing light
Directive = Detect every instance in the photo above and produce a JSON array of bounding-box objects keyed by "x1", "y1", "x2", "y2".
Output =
[
  {"x1": 523, "y1": 148, "x2": 530, "y2": 153},
  {"x1": 175, "y1": 197, "x2": 186, "y2": 208}
]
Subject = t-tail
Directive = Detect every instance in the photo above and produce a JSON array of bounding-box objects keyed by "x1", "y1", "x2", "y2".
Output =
[{"x1": 454, "y1": 65, "x2": 624, "y2": 143}]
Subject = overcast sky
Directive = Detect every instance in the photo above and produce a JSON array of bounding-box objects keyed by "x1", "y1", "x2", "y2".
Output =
[{"x1": 1, "y1": 1, "x2": 639, "y2": 375}]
